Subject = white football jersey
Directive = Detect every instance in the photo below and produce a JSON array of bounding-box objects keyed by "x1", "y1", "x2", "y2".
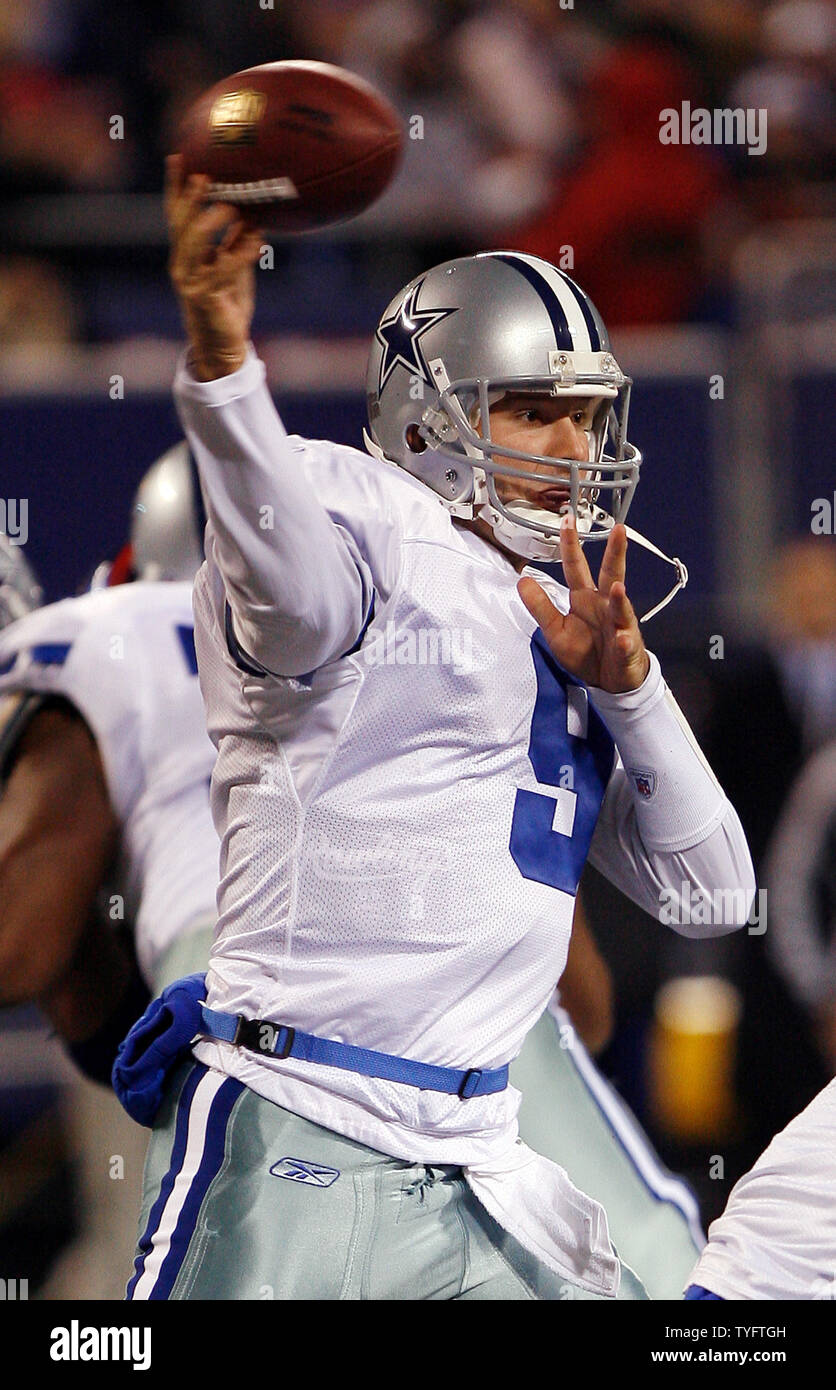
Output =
[
  {"x1": 0, "y1": 582, "x2": 218, "y2": 983},
  {"x1": 192, "y1": 459, "x2": 617, "y2": 1159},
  {"x1": 689, "y1": 1079, "x2": 836, "y2": 1300},
  {"x1": 179, "y1": 351, "x2": 754, "y2": 1166}
]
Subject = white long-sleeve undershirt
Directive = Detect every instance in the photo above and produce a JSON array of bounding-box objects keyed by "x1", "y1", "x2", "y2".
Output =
[{"x1": 175, "y1": 345, "x2": 372, "y2": 677}]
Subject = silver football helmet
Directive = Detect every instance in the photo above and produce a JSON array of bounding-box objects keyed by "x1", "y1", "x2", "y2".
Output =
[
  {"x1": 130, "y1": 442, "x2": 205, "y2": 582},
  {"x1": 365, "y1": 251, "x2": 641, "y2": 564},
  {"x1": 0, "y1": 535, "x2": 43, "y2": 630}
]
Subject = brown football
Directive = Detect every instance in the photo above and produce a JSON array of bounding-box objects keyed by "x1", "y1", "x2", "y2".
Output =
[{"x1": 176, "y1": 60, "x2": 403, "y2": 233}]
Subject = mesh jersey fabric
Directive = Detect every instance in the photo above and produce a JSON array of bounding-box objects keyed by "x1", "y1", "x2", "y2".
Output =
[
  {"x1": 178, "y1": 351, "x2": 753, "y2": 1165},
  {"x1": 190, "y1": 431, "x2": 620, "y2": 1162},
  {"x1": 0, "y1": 582, "x2": 218, "y2": 981}
]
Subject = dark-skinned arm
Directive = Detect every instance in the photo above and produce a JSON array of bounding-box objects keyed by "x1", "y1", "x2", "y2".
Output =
[
  {"x1": 0, "y1": 697, "x2": 144, "y2": 1064},
  {"x1": 558, "y1": 893, "x2": 614, "y2": 1057}
]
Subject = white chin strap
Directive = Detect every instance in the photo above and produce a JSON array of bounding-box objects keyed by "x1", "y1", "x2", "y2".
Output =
[
  {"x1": 480, "y1": 488, "x2": 688, "y2": 621},
  {"x1": 621, "y1": 524, "x2": 689, "y2": 621},
  {"x1": 477, "y1": 493, "x2": 596, "y2": 563},
  {"x1": 364, "y1": 432, "x2": 688, "y2": 621}
]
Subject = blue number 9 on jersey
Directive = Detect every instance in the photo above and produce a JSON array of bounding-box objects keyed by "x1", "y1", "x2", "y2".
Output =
[{"x1": 510, "y1": 631, "x2": 615, "y2": 897}]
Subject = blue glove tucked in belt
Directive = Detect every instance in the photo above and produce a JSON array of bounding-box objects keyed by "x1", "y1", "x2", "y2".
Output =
[{"x1": 112, "y1": 973, "x2": 206, "y2": 1126}]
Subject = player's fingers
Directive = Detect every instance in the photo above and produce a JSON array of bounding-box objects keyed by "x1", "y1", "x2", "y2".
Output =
[
  {"x1": 218, "y1": 218, "x2": 264, "y2": 256},
  {"x1": 596, "y1": 523, "x2": 627, "y2": 598},
  {"x1": 517, "y1": 576, "x2": 566, "y2": 639},
  {"x1": 607, "y1": 584, "x2": 645, "y2": 660},
  {"x1": 166, "y1": 165, "x2": 200, "y2": 236},
  {"x1": 213, "y1": 229, "x2": 264, "y2": 289},
  {"x1": 607, "y1": 581, "x2": 636, "y2": 632},
  {"x1": 168, "y1": 171, "x2": 212, "y2": 244},
  {"x1": 559, "y1": 509, "x2": 596, "y2": 592},
  {"x1": 175, "y1": 201, "x2": 240, "y2": 276},
  {"x1": 239, "y1": 229, "x2": 266, "y2": 266},
  {"x1": 605, "y1": 582, "x2": 649, "y2": 684},
  {"x1": 217, "y1": 214, "x2": 249, "y2": 252}
]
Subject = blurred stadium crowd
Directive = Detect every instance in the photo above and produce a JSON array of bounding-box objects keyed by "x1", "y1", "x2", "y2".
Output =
[
  {"x1": 0, "y1": 0, "x2": 834, "y2": 342},
  {"x1": 0, "y1": 0, "x2": 835, "y2": 1299}
]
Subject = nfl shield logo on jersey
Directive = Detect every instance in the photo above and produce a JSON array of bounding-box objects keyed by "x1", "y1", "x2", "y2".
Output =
[
  {"x1": 270, "y1": 1157, "x2": 341, "y2": 1188},
  {"x1": 629, "y1": 768, "x2": 657, "y2": 800}
]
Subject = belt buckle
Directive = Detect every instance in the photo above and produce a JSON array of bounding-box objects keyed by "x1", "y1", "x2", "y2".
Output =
[
  {"x1": 458, "y1": 1068, "x2": 482, "y2": 1100},
  {"x1": 233, "y1": 1016, "x2": 295, "y2": 1059}
]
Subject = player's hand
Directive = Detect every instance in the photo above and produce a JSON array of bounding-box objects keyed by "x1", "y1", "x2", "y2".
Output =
[
  {"x1": 165, "y1": 153, "x2": 264, "y2": 380},
  {"x1": 517, "y1": 512, "x2": 650, "y2": 693}
]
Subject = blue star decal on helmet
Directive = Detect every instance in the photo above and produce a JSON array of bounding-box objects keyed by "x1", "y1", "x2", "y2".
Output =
[{"x1": 375, "y1": 280, "x2": 458, "y2": 396}]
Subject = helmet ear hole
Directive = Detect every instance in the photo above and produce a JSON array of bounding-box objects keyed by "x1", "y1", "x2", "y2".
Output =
[{"x1": 405, "y1": 423, "x2": 427, "y2": 454}]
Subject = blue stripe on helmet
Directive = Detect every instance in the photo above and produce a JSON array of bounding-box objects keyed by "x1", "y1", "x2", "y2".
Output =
[
  {"x1": 493, "y1": 254, "x2": 603, "y2": 354},
  {"x1": 492, "y1": 253, "x2": 574, "y2": 351},
  {"x1": 554, "y1": 268, "x2": 603, "y2": 352}
]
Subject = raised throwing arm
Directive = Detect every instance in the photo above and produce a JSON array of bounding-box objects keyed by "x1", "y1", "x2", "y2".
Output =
[{"x1": 167, "y1": 156, "x2": 373, "y2": 678}]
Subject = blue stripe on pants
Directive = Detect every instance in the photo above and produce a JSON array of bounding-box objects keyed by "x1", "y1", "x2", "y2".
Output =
[{"x1": 127, "y1": 1063, "x2": 244, "y2": 1300}]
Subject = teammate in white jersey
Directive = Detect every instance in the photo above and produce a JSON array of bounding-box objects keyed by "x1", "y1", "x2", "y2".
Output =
[
  {"x1": 0, "y1": 454, "x2": 218, "y2": 1297},
  {"x1": 121, "y1": 161, "x2": 755, "y2": 1301},
  {"x1": 686, "y1": 1078, "x2": 836, "y2": 1300},
  {"x1": 0, "y1": 580, "x2": 218, "y2": 995},
  {"x1": 0, "y1": 457, "x2": 218, "y2": 1012}
]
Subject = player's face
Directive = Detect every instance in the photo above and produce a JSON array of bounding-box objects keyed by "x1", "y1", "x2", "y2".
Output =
[{"x1": 484, "y1": 393, "x2": 593, "y2": 511}]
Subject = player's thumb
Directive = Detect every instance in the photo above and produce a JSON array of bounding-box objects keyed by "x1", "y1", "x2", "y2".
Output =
[{"x1": 517, "y1": 576, "x2": 556, "y2": 630}]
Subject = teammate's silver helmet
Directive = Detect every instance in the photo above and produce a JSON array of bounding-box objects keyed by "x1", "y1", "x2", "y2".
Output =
[
  {"x1": 365, "y1": 251, "x2": 641, "y2": 562},
  {"x1": 130, "y1": 442, "x2": 205, "y2": 582},
  {"x1": 0, "y1": 535, "x2": 43, "y2": 630}
]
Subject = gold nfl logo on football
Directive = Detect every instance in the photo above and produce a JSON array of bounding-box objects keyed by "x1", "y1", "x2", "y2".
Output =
[{"x1": 209, "y1": 89, "x2": 267, "y2": 144}]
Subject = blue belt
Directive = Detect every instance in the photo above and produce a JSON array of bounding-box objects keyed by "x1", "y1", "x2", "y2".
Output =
[{"x1": 199, "y1": 1006, "x2": 509, "y2": 1101}]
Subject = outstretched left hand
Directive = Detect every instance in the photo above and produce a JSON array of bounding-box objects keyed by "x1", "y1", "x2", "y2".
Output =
[{"x1": 518, "y1": 511, "x2": 650, "y2": 694}]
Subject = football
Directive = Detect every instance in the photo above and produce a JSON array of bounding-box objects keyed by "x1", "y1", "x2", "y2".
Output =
[{"x1": 175, "y1": 59, "x2": 403, "y2": 233}]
